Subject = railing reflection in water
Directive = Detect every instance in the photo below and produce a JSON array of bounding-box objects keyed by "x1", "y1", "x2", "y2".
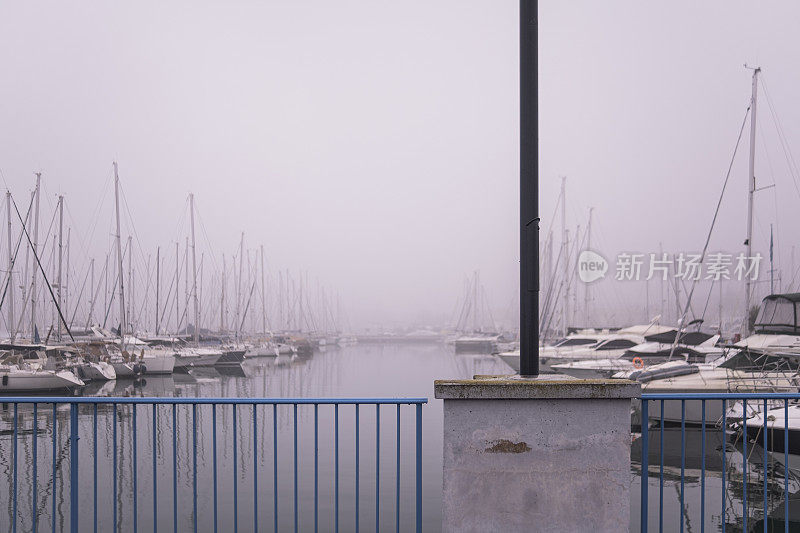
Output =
[
  {"x1": 638, "y1": 393, "x2": 800, "y2": 533},
  {"x1": 0, "y1": 397, "x2": 426, "y2": 533}
]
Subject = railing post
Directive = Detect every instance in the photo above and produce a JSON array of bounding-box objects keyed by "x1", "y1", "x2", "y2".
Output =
[
  {"x1": 415, "y1": 403, "x2": 423, "y2": 533},
  {"x1": 70, "y1": 403, "x2": 79, "y2": 533},
  {"x1": 640, "y1": 400, "x2": 649, "y2": 532}
]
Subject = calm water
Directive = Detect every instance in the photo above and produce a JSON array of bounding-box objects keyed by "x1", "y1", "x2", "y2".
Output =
[
  {"x1": 0, "y1": 343, "x2": 796, "y2": 531},
  {"x1": 0, "y1": 342, "x2": 506, "y2": 532}
]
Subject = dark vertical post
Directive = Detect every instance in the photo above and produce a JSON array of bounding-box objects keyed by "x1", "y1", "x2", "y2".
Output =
[
  {"x1": 520, "y1": 0, "x2": 540, "y2": 376},
  {"x1": 70, "y1": 403, "x2": 79, "y2": 533}
]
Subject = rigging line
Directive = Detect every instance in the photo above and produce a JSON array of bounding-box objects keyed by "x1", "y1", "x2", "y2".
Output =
[
  {"x1": 85, "y1": 258, "x2": 108, "y2": 331},
  {"x1": 0, "y1": 192, "x2": 35, "y2": 316},
  {"x1": 543, "y1": 188, "x2": 563, "y2": 243},
  {"x1": 158, "y1": 254, "x2": 178, "y2": 330},
  {"x1": 101, "y1": 237, "x2": 130, "y2": 330},
  {"x1": 193, "y1": 197, "x2": 220, "y2": 273},
  {"x1": 132, "y1": 253, "x2": 155, "y2": 332},
  {"x1": 118, "y1": 178, "x2": 158, "y2": 281},
  {"x1": 67, "y1": 260, "x2": 92, "y2": 329},
  {"x1": 760, "y1": 75, "x2": 800, "y2": 198},
  {"x1": 239, "y1": 280, "x2": 259, "y2": 333},
  {"x1": 699, "y1": 278, "x2": 716, "y2": 323},
  {"x1": 64, "y1": 170, "x2": 113, "y2": 271},
  {"x1": 539, "y1": 242, "x2": 565, "y2": 333},
  {"x1": 10, "y1": 195, "x2": 74, "y2": 342},
  {"x1": 540, "y1": 244, "x2": 566, "y2": 337},
  {"x1": 669, "y1": 103, "x2": 751, "y2": 360}
]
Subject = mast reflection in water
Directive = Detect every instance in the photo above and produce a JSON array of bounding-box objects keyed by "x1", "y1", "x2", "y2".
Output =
[{"x1": 0, "y1": 343, "x2": 506, "y2": 532}]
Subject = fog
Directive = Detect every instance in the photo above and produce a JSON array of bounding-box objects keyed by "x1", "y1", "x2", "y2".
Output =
[{"x1": 1, "y1": 1, "x2": 799, "y2": 333}]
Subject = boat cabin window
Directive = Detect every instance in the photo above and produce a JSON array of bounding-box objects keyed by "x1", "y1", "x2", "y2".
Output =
[
  {"x1": 754, "y1": 297, "x2": 799, "y2": 334},
  {"x1": 596, "y1": 339, "x2": 638, "y2": 350},
  {"x1": 554, "y1": 338, "x2": 596, "y2": 347}
]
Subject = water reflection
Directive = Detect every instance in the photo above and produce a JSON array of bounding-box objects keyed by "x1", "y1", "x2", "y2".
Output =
[
  {"x1": 633, "y1": 422, "x2": 800, "y2": 532},
  {"x1": 0, "y1": 342, "x2": 509, "y2": 532}
]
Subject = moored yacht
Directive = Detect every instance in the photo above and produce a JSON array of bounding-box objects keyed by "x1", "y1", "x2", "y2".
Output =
[{"x1": 552, "y1": 331, "x2": 723, "y2": 378}]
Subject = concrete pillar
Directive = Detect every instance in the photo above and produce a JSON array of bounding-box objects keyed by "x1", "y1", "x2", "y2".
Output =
[{"x1": 435, "y1": 375, "x2": 640, "y2": 533}]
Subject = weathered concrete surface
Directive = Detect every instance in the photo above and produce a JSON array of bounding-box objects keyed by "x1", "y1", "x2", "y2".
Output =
[
  {"x1": 437, "y1": 377, "x2": 639, "y2": 533},
  {"x1": 435, "y1": 375, "x2": 639, "y2": 400}
]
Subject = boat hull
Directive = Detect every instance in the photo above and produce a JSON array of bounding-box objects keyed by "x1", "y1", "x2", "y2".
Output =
[
  {"x1": 142, "y1": 355, "x2": 175, "y2": 374},
  {"x1": 174, "y1": 353, "x2": 221, "y2": 370},
  {"x1": 0, "y1": 370, "x2": 85, "y2": 393},
  {"x1": 216, "y1": 350, "x2": 245, "y2": 366}
]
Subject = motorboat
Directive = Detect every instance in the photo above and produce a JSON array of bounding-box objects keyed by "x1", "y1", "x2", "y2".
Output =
[
  {"x1": 552, "y1": 331, "x2": 723, "y2": 378},
  {"x1": 497, "y1": 333, "x2": 606, "y2": 372},
  {"x1": 624, "y1": 349, "x2": 800, "y2": 425},
  {"x1": 625, "y1": 294, "x2": 800, "y2": 424},
  {"x1": 740, "y1": 404, "x2": 800, "y2": 462}
]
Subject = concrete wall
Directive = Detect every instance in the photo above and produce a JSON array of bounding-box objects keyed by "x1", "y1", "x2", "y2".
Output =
[{"x1": 436, "y1": 378, "x2": 638, "y2": 533}]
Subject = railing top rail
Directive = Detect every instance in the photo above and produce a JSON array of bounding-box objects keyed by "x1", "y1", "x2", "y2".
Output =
[
  {"x1": 641, "y1": 392, "x2": 800, "y2": 400},
  {"x1": 0, "y1": 396, "x2": 429, "y2": 405}
]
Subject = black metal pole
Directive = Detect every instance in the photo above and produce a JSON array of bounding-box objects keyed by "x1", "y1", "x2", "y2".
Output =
[{"x1": 519, "y1": 0, "x2": 539, "y2": 376}]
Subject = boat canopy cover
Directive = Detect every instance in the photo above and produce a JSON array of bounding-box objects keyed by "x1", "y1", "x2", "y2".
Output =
[
  {"x1": 718, "y1": 347, "x2": 800, "y2": 371},
  {"x1": 754, "y1": 293, "x2": 800, "y2": 334},
  {"x1": 643, "y1": 330, "x2": 714, "y2": 345}
]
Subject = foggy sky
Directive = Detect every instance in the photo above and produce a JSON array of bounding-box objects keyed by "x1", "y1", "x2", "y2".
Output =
[{"x1": 1, "y1": 1, "x2": 799, "y2": 330}]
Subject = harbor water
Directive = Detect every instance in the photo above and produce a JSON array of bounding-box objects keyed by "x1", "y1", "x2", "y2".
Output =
[{"x1": 0, "y1": 342, "x2": 795, "y2": 531}]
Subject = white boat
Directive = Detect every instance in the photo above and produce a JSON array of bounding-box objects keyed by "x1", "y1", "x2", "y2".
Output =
[
  {"x1": 627, "y1": 294, "x2": 800, "y2": 424},
  {"x1": 77, "y1": 361, "x2": 117, "y2": 381},
  {"x1": 0, "y1": 362, "x2": 85, "y2": 393},
  {"x1": 276, "y1": 342, "x2": 296, "y2": 355},
  {"x1": 139, "y1": 348, "x2": 176, "y2": 375},
  {"x1": 497, "y1": 329, "x2": 636, "y2": 372},
  {"x1": 110, "y1": 361, "x2": 138, "y2": 378},
  {"x1": 174, "y1": 347, "x2": 222, "y2": 370},
  {"x1": 454, "y1": 334, "x2": 500, "y2": 354},
  {"x1": 741, "y1": 404, "x2": 800, "y2": 462},
  {"x1": 245, "y1": 343, "x2": 279, "y2": 358},
  {"x1": 624, "y1": 350, "x2": 800, "y2": 425},
  {"x1": 552, "y1": 332, "x2": 723, "y2": 379}
]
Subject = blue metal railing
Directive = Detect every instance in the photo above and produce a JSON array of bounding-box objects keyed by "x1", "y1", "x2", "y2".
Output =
[
  {"x1": 0, "y1": 396, "x2": 427, "y2": 533},
  {"x1": 639, "y1": 392, "x2": 799, "y2": 533}
]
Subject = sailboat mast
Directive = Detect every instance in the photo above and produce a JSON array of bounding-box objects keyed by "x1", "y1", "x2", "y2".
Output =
[
  {"x1": 236, "y1": 233, "x2": 244, "y2": 340},
  {"x1": 113, "y1": 162, "x2": 126, "y2": 342},
  {"x1": 260, "y1": 244, "x2": 266, "y2": 335},
  {"x1": 88, "y1": 258, "x2": 95, "y2": 327},
  {"x1": 745, "y1": 67, "x2": 759, "y2": 332},
  {"x1": 560, "y1": 176, "x2": 567, "y2": 336},
  {"x1": 155, "y1": 246, "x2": 160, "y2": 335},
  {"x1": 65, "y1": 228, "x2": 70, "y2": 329},
  {"x1": 57, "y1": 195, "x2": 64, "y2": 340},
  {"x1": 6, "y1": 191, "x2": 14, "y2": 342},
  {"x1": 221, "y1": 254, "x2": 226, "y2": 332},
  {"x1": 128, "y1": 235, "x2": 133, "y2": 333},
  {"x1": 585, "y1": 207, "x2": 593, "y2": 326},
  {"x1": 770, "y1": 224, "x2": 774, "y2": 294},
  {"x1": 190, "y1": 193, "x2": 199, "y2": 343},
  {"x1": 473, "y1": 270, "x2": 479, "y2": 332},
  {"x1": 30, "y1": 172, "x2": 41, "y2": 340}
]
